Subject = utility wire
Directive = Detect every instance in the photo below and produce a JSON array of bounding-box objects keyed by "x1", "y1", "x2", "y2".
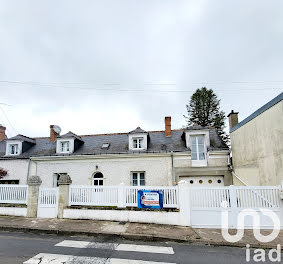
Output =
[
  {"x1": 0, "y1": 105, "x2": 17, "y2": 135},
  {"x1": 0, "y1": 80, "x2": 282, "y2": 92}
]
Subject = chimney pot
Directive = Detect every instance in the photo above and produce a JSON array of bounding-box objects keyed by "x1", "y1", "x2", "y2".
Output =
[
  {"x1": 227, "y1": 110, "x2": 239, "y2": 130},
  {"x1": 0, "y1": 124, "x2": 6, "y2": 141},
  {"x1": 50, "y1": 125, "x2": 60, "y2": 142},
  {"x1": 165, "y1": 116, "x2": 172, "y2": 137}
]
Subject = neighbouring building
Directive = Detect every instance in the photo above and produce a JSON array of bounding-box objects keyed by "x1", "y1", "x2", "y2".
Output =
[
  {"x1": 228, "y1": 92, "x2": 283, "y2": 186},
  {"x1": 0, "y1": 117, "x2": 231, "y2": 187}
]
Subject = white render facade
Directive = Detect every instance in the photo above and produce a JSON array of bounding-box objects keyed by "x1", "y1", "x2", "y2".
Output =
[{"x1": 0, "y1": 117, "x2": 232, "y2": 187}]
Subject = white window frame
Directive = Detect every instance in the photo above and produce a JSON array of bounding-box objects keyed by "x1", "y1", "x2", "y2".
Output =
[
  {"x1": 191, "y1": 135, "x2": 206, "y2": 161},
  {"x1": 128, "y1": 133, "x2": 147, "y2": 150},
  {"x1": 92, "y1": 172, "x2": 104, "y2": 186},
  {"x1": 5, "y1": 140, "x2": 22, "y2": 156},
  {"x1": 185, "y1": 130, "x2": 209, "y2": 167},
  {"x1": 133, "y1": 138, "x2": 144, "y2": 149},
  {"x1": 131, "y1": 172, "x2": 145, "y2": 186},
  {"x1": 9, "y1": 144, "x2": 19, "y2": 155},
  {"x1": 60, "y1": 141, "x2": 70, "y2": 153},
  {"x1": 56, "y1": 138, "x2": 74, "y2": 154}
]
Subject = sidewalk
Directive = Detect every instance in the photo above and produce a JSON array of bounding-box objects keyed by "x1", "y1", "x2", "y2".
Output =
[{"x1": 0, "y1": 216, "x2": 282, "y2": 249}]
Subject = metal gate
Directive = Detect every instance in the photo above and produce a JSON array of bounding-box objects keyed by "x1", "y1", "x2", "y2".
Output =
[{"x1": 37, "y1": 187, "x2": 58, "y2": 218}]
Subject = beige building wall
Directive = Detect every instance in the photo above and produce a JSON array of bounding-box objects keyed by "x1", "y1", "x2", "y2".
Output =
[
  {"x1": 27, "y1": 151, "x2": 230, "y2": 187},
  {"x1": 231, "y1": 100, "x2": 283, "y2": 186}
]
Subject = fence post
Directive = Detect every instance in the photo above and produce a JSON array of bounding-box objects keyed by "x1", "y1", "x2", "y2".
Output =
[
  {"x1": 26, "y1": 176, "x2": 42, "y2": 218},
  {"x1": 57, "y1": 174, "x2": 72, "y2": 219},
  {"x1": 178, "y1": 180, "x2": 190, "y2": 226},
  {"x1": 229, "y1": 185, "x2": 238, "y2": 228},
  {"x1": 118, "y1": 182, "x2": 126, "y2": 208}
]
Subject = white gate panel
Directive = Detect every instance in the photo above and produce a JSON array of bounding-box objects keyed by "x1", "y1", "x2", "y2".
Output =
[{"x1": 37, "y1": 187, "x2": 58, "y2": 218}]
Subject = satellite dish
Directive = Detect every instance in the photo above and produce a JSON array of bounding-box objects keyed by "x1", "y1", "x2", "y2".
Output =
[{"x1": 53, "y1": 125, "x2": 61, "y2": 134}]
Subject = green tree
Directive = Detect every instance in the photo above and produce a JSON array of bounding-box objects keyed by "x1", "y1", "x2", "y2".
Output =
[{"x1": 184, "y1": 87, "x2": 229, "y2": 145}]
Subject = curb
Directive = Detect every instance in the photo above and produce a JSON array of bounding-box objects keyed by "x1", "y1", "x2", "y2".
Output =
[{"x1": 0, "y1": 225, "x2": 279, "y2": 250}]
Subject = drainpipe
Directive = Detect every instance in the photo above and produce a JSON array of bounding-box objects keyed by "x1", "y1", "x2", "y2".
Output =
[
  {"x1": 171, "y1": 151, "x2": 175, "y2": 185},
  {"x1": 26, "y1": 158, "x2": 31, "y2": 184}
]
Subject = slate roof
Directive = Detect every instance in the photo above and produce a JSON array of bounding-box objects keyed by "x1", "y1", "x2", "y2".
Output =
[
  {"x1": 58, "y1": 131, "x2": 83, "y2": 141},
  {"x1": 7, "y1": 134, "x2": 36, "y2": 144},
  {"x1": 0, "y1": 128, "x2": 228, "y2": 159},
  {"x1": 129, "y1": 127, "x2": 147, "y2": 134}
]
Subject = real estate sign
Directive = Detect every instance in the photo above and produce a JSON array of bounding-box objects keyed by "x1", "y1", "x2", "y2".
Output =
[{"x1": 137, "y1": 190, "x2": 163, "y2": 209}]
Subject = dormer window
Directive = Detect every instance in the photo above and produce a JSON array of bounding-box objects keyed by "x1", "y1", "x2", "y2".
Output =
[
  {"x1": 184, "y1": 128, "x2": 209, "y2": 167},
  {"x1": 128, "y1": 127, "x2": 148, "y2": 151},
  {"x1": 133, "y1": 138, "x2": 143, "y2": 149},
  {"x1": 60, "y1": 141, "x2": 70, "y2": 153},
  {"x1": 8, "y1": 144, "x2": 19, "y2": 155},
  {"x1": 56, "y1": 131, "x2": 84, "y2": 154}
]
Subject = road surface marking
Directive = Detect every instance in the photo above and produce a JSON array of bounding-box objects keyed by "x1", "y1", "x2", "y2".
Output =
[
  {"x1": 55, "y1": 240, "x2": 174, "y2": 254},
  {"x1": 115, "y1": 244, "x2": 174, "y2": 254},
  {"x1": 24, "y1": 253, "x2": 176, "y2": 264}
]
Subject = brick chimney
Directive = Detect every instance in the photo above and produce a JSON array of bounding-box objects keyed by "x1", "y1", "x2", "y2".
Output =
[
  {"x1": 227, "y1": 110, "x2": 239, "y2": 130},
  {"x1": 50, "y1": 125, "x2": 60, "y2": 142},
  {"x1": 165, "y1": 116, "x2": 172, "y2": 137},
  {"x1": 0, "y1": 125, "x2": 6, "y2": 141}
]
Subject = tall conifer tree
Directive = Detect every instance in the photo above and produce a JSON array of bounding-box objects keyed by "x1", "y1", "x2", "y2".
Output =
[{"x1": 184, "y1": 87, "x2": 228, "y2": 145}]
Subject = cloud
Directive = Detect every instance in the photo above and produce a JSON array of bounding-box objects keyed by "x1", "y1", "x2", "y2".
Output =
[{"x1": 0, "y1": 0, "x2": 282, "y2": 137}]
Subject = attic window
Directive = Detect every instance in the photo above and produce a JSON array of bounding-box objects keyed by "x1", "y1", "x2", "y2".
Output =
[
  {"x1": 60, "y1": 141, "x2": 70, "y2": 153},
  {"x1": 102, "y1": 143, "x2": 110, "y2": 149},
  {"x1": 133, "y1": 138, "x2": 143, "y2": 149},
  {"x1": 8, "y1": 143, "x2": 19, "y2": 155}
]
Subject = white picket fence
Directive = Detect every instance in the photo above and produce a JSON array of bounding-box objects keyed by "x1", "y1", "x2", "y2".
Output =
[
  {"x1": 69, "y1": 186, "x2": 119, "y2": 206},
  {"x1": 125, "y1": 186, "x2": 179, "y2": 208},
  {"x1": 69, "y1": 185, "x2": 179, "y2": 208},
  {"x1": 189, "y1": 185, "x2": 281, "y2": 228},
  {"x1": 0, "y1": 185, "x2": 28, "y2": 204},
  {"x1": 189, "y1": 186, "x2": 280, "y2": 209}
]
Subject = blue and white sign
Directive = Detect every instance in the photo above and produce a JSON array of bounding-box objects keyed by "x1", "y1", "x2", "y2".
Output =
[{"x1": 138, "y1": 190, "x2": 163, "y2": 209}]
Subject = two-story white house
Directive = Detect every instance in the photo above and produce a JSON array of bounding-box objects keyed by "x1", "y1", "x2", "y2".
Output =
[{"x1": 0, "y1": 117, "x2": 231, "y2": 187}]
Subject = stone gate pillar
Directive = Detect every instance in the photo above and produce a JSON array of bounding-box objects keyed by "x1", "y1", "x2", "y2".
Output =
[
  {"x1": 26, "y1": 176, "x2": 42, "y2": 218},
  {"x1": 57, "y1": 174, "x2": 72, "y2": 219}
]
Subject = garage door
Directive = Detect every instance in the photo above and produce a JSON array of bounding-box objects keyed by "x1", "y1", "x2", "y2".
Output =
[{"x1": 180, "y1": 176, "x2": 224, "y2": 186}]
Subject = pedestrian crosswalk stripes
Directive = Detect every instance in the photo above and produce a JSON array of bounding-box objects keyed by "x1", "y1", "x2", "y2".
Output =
[
  {"x1": 55, "y1": 240, "x2": 175, "y2": 254},
  {"x1": 24, "y1": 253, "x2": 176, "y2": 264},
  {"x1": 24, "y1": 240, "x2": 176, "y2": 263},
  {"x1": 55, "y1": 240, "x2": 117, "y2": 250}
]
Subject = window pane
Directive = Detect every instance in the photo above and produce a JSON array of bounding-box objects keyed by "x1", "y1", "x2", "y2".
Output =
[
  {"x1": 191, "y1": 137, "x2": 197, "y2": 145},
  {"x1": 94, "y1": 180, "x2": 98, "y2": 185},
  {"x1": 199, "y1": 152, "x2": 205, "y2": 160},
  {"x1": 139, "y1": 173, "x2": 145, "y2": 180},
  {"x1": 133, "y1": 139, "x2": 137, "y2": 148},
  {"x1": 140, "y1": 179, "x2": 145, "y2": 186},
  {"x1": 132, "y1": 179, "x2": 138, "y2": 186},
  {"x1": 191, "y1": 143, "x2": 197, "y2": 152},
  {"x1": 132, "y1": 173, "x2": 138, "y2": 180},
  {"x1": 139, "y1": 139, "x2": 143, "y2": 148},
  {"x1": 191, "y1": 152, "x2": 198, "y2": 160},
  {"x1": 198, "y1": 143, "x2": 204, "y2": 152},
  {"x1": 99, "y1": 180, "x2": 103, "y2": 186},
  {"x1": 198, "y1": 136, "x2": 204, "y2": 144}
]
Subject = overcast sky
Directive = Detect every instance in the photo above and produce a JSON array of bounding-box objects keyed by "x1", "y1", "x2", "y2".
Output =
[{"x1": 0, "y1": 0, "x2": 282, "y2": 138}]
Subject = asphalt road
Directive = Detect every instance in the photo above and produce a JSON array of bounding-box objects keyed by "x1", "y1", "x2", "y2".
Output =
[{"x1": 0, "y1": 231, "x2": 279, "y2": 263}]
